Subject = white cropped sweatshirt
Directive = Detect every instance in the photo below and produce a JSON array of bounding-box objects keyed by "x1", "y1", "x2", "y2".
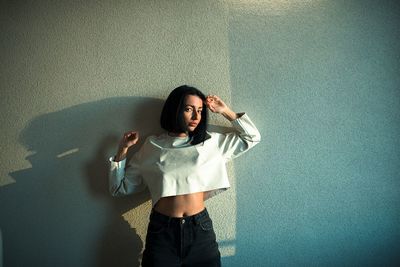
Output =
[{"x1": 109, "y1": 113, "x2": 261, "y2": 206}]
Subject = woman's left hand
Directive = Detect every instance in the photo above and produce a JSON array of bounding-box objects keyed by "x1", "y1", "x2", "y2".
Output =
[{"x1": 206, "y1": 95, "x2": 228, "y2": 114}]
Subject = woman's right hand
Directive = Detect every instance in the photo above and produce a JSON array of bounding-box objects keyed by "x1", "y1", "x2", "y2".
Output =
[
  {"x1": 119, "y1": 131, "x2": 140, "y2": 150},
  {"x1": 115, "y1": 131, "x2": 139, "y2": 162}
]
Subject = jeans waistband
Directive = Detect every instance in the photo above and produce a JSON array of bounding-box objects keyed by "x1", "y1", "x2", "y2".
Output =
[{"x1": 150, "y1": 208, "x2": 209, "y2": 225}]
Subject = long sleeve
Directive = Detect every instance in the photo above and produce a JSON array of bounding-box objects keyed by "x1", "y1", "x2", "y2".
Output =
[
  {"x1": 108, "y1": 151, "x2": 146, "y2": 196},
  {"x1": 108, "y1": 113, "x2": 260, "y2": 204},
  {"x1": 216, "y1": 113, "x2": 261, "y2": 161}
]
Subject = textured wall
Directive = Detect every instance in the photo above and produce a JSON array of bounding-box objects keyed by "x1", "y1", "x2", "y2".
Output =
[
  {"x1": 1, "y1": 0, "x2": 400, "y2": 266},
  {"x1": 227, "y1": 0, "x2": 400, "y2": 266},
  {"x1": 0, "y1": 1, "x2": 234, "y2": 266}
]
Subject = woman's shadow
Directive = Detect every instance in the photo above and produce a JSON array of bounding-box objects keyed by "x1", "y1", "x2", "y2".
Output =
[{"x1": 5, "y1": 96, "x2": 163, "y2": 267}]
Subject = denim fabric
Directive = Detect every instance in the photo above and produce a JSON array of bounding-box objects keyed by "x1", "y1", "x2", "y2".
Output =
[{"x1": 141, "y1": 208, "x2": 221, "y2": 267}]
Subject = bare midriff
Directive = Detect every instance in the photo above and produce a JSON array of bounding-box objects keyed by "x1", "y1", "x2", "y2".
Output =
[{"x1": 154, "y1": 192, "x2": 205, "y2": 217}]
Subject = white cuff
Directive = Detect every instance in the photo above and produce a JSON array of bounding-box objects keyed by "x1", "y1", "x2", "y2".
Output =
[{"x1": 109, "y1": 157, "x2": 126, "y2": 170}]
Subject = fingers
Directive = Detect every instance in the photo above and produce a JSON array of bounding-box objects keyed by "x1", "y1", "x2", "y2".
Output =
[
  {"x1": 206, "y1": 95, "x2": 218, "y2": 107},
  {"x1": 206, "y1": 95, "x2": 220, "y2": 102},
  {"x1": 205, "y1": 94, "x2": 228, "y2": 115},
  {"x1": 205, "y1": 95, "x2": 218, "y2": 113},
  {"x1": 123, "y1": 131, "x2": 139, "y2": 138},
  {"x1": 128, "y1": 132, "x2": 139, "y2": 141},
  {"x1": 205, "y1": 98, "x2": 213, "y2": 109},
  {"x1": 121, "y1": 131, "x2": 139, "y2": 145}
]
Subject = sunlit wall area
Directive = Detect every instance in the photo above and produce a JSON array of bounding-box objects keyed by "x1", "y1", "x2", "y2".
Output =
[
  {"x1": 0, "y1": 1, "x2": 235, "y2": 266},
  {"x1": 226, "y1": 0, "x2": 400, "y2": 266}
]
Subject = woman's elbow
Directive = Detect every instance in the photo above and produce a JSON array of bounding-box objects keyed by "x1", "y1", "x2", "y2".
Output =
[
  {"x1": 255, "y1": 132, "x2": 261, "y2": 144},
  {"x1": 248, "y1": 131, "x2": 261, "y2": 146}
]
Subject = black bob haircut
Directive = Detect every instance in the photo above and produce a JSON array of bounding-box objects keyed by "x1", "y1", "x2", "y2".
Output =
[{"x1": 160, "y1": 85, "x2": 209, "y2": 145}]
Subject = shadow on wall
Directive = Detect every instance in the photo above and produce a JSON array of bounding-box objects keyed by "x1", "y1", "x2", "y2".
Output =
[{"x1": 0, "y1": 96, "x2": 163, "y2": 267}]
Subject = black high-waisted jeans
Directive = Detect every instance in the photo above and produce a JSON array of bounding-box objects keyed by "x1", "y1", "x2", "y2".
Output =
[{"x1": 141, "y1": 208, "x2": 221, "y2": 267}]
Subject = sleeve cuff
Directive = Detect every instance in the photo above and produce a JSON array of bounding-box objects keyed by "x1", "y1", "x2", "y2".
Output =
[
  {"x1": 231, "y1": 112, "x2": 248, "y2": 127},
  {"x1": 109, "y1": 156, "x2": 126, "y2": 170}
]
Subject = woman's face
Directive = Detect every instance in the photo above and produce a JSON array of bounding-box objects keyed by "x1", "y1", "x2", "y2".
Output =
[{"x1": 183, "y1": 94, "x2": 203, "y2": 132}]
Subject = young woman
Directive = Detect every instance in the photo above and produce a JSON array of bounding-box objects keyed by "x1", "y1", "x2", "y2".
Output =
[{"x1": 109, "y1": 85, "x2": 260, "y2": 266}]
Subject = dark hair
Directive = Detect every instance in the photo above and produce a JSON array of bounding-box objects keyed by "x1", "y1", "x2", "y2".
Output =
[{"x1": 160, "y1": 85, "x2": 209, "y2": 145}]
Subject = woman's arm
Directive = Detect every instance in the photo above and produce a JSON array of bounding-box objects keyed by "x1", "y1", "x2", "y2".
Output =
[
  {"x1": 206, "y1": 95, "x2": 261, "y2": 160},
  {"x1": 109, "y1": 131, "x2": 146, "y2": 196},
  {"x1": 114, "y1": 131, "x2": 139, "y2": 161},
  {"x1": 206, "y1": 95, "x2": 238, "y2": 121}
]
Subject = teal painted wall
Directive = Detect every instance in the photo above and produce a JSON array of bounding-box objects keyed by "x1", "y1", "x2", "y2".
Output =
[{"x1": 227, "y1": 1, "x2": 400, "y2": 266}]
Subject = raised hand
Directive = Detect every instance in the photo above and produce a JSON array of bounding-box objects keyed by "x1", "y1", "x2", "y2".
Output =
[
  {"x1": 119, "y1": 131, "x2": 140, "y2": 150},
  {"x1": 206, "y1": 94, "x2": 239, "y2": 121},
  {"x1": 114, "y1": 131, "x2": 140, "y2": 162},
  {"x1": 205, "y1": 95, "x2": 228, "y2": 114}
]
